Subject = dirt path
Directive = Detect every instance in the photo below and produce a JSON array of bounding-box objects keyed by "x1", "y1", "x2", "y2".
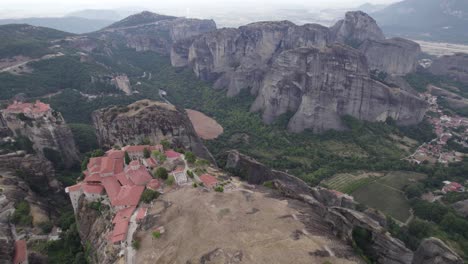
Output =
[{"x1": 126, "y1": 210, "x2": 139, "y2": 264}]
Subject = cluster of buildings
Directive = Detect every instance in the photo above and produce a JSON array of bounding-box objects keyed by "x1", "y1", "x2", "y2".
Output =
[
  {"x1": 65, "y1": 143, "x2": 221, "y2": 246},
  {"x1": 407, "y1": 94, "x2": 468, "y2": 164},
  {"x1": 66, "y1": 144, "x2": 180, "y2": 244},
  {"x1": 4, "y1": 100, "x2": 51, "y2": 117},
  {"x1": 442, "y1": 181, "x2": 466, "y2": 194}
]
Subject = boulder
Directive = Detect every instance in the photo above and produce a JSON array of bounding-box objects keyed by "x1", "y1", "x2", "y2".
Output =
[{"x1": 412, "y1": 238, "x2": 463, "y2": 264}]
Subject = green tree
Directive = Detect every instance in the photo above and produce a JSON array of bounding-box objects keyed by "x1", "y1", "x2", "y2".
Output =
[
  {"x1": 124, "y1": 151, "x2": 131, "y2": 165},
  {"x1": 143, "y1": 147, "x2": 151, "y2": 159},
  {"x1": 185, "y1": 151, "x2": 196, "y2": 163},
  {"x1": 141, "y1": 189, "x2": 160, "y2": 203},
  {"x1": 160, "y1": 139, "x2": 170, "y2": 150},
  {"x1": 408, "y1": 219, "x2": 432, "y2": 239},
  {"x1": 155, "y1": 167, "x2": 168, "y2": 180},
  {"x1": 152, "y1": 231, "x2": 161, "y2": 239},
  {"x1": 405, "y1": 183, "x2": 424, "y2": 199},
  {"x1": 69, "y1": 123, "x2": 98, "y2": 153}
]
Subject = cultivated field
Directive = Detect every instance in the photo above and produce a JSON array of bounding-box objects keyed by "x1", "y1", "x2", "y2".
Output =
[
  {"x1": 322, "y1": 171, "x2": 383, "y2": 194},
  {"x1": 414, "y1": 40, "x2": 468, "y2": 57},
  {"x1": 186, "y1": 109, "x2": 224, "y2": 140},
  {"x1": 351, "y1": 171, "x2": 427, "y2": 222}
]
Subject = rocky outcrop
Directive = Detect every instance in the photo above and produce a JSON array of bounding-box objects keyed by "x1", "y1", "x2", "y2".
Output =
[
  {"x1": 1, "y1": 102, "x2": 80, "y2": 168},
  {"x1": 359, "y1": 38, "x2": 421, "y2": 75},
  {"x1": 412, "y1": 238, "x2": 463, "y2": 264},
  {"x1": 251, "y1": 45, "x2": 427, "y2": 133},
  {"x1": 92, "y1": 100, "x2": 215, "y2": 162},
  {"x1": 76, "y1": 196, "x2": 119, "y2": 264},
  {"x1": 330, "y1": 11, "x2": 385, "y2": 45},
  {"x1": 452, "y1": 199, "x2": 468, "y2": 218},
  {"x1": 429, "y1": 53, "x2": 468, "y2": 84},
  {"x1": 111, "y1": 74, "x2": 132, "y2": 95},
  {"x1": 97, "y1": 11, "x2": 216, "y2": 55},
  {"x1": 172, "y1": 21, "x2": 331, "y2": 96},
  {"x1": 223, "y1": 150, "x2": 415, "y2": 264},
  {"x1": 0, "y1": 153, "x2": 64, "y2": 263}
]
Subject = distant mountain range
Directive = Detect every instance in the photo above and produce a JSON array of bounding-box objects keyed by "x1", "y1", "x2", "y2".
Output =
[
  {"x1": 0, "y1": 9, "x2": 140, "y2": 34},
  {"x1": 371, "y1": 0, "x2": 468, "y2": 44}
]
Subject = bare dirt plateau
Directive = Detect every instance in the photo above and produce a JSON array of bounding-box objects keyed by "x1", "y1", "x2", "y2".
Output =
[
  {"x1": 186, "y1": 109, "x2": 223, "y2": 140},
  {"x1": 135, "y1": 185, "x2": 360, "y2": 264}
]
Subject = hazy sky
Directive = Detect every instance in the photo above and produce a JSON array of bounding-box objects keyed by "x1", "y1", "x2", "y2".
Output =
[{"x1": 1, "y1": 0, "x2": 399, "y2": 18}]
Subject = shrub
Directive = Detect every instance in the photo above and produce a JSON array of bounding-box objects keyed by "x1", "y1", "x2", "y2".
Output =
[
  {"x1": 214, "y1": 186, "x2": 224, "y2": 192},
  {"x1": 12, "y1": 201, "x2": 32, "y2": 226},
  {"x1": 262, "y1": 181, "x2": 275, "y2": 189},
  {"x1": 160, "y1": 140, "x2": 170, "y2": 150},
  {"x1": 131, "y1": 240, "x2": 140, "y2": 250},
  {"x1": 141, "y1": 189, "x2": 160, "y2": 203},
  {"x1": 187, "y1": 170, "x2": 194, "y2": 179},
  {"x1": 155, "y1": 167, "x2": 168, "y2": 180},
  {"x1": 38, "y1": 221, "x2": 54, "y2": 234},
  {"x1": 193, "y1": 182, "x2": 198, "y2": 188},
  {"x1": 152, "y1": 231, "x2": 161, "y2": 239},
  {"x1": 185, "y1": 151, "x2": 196, "y2": 163},
  {"x1": 143, "y1": 147, "x2": 151, "y2": 159},
  {"x1": 165, "y1": 175, "x2": 175, "y2": 186}
]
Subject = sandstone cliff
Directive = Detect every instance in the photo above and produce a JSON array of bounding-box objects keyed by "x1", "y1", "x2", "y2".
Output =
[
  {"x1": 330, "y1": 10, "x2": 385, "y2": 45},
  {"x1": 223, "y1": 150, "x2": 462, "y2": 264},
  {"x1": 251, "y1": 45, "x2": 427, "y2": 133},
  {"x1": 96, "y1": 11, "x2": 216, "y2": 55},
  {"x1": 0, "y1": 153, "x2": 64, "y2": 263},
  {"x1": 172, "y1": 21, "x2": 331, "y2": 96},
  {"x1": 1, "y1": 103, "x2": 80, "y2": 168},
  {"x1": 75, "y1": 197, "x2": 120, "y2": 264},
  {"x1": 359, "y1": 38, "x2": 421, "y2": 75},
  {"x1": 429, "y1": 53, "x2": 468, "y2": 84},
  {"x1": 92, "y1": 100, "x2": 215, "y2": 162}
]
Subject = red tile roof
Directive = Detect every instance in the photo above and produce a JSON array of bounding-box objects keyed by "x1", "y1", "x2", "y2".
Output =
[
  {"x1": 136, "y1": 207, "x2": 147, "y2": 220},
  {"x1": 88, "y1": 157, "x2": 102, "y2": 168},
  {"x1": 114, "y1": 185, "x2": 145, "y2": 206},
  {"x1": 110, "y1": 221, "x2": 129, "y2": 243},
  {"x1": 66, "y1": 183, "x2": 82, "y2": 193},
  {"x1": 112, "y1": 206, "x2": 136, "y2": 224},
  {"x1": 145, "y1": 158, "x2": 158, "y2": 167},
  {"x1": 113, "y1": 158, "x2": 124, "y2": 174},
  {"x1": 101, "y1": 177, "x2": 122, "y2": 205},
  {"x1": 100, "y1": 157, "x2": 115, "y2": 174},
  {"x1": 13, "y1": 240, "x2": 27, "y2": 264},
  {"x1": 147, "y1": 179, "x2": 161, "y2": 191},
  {"x1": 106, "y1": 149, "x2": 125, "y2": 159},
  {"x1": 165, "y1": 150, "x2": 181, "y2": 159},
  {"x1": 126, "y1": 166, "x2": 152, "y2": 186},
  {"x1": 200, "y1": 174, "x2": 218, "y2": 188},
  {"x1": 82, "y1": 183, "x2": 104, "y2": 194},
  {"x1": 6, "y1": 100, "x2": 50, "y2": 114},
  {"x1": 84, "y1": 172, "x2": 101, "y2": 183},
  {"x1": 123, "y1": 145, "x2": 160, "y2": 153},
  {"x1": 116, "y1": 172, "x2": 133, "y2": 186}
]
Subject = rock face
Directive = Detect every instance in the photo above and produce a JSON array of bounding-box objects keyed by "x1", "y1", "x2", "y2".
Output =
[
  {"x1": 429, "y1": 53, "x2": 468, "y2": 84},
  {"x1": 75, "y1": 197, "x2": 119, "y2": 264},
  {"x1": 359, "y1": 38, "x2": 421, "y2": 75},
  {"x1": 1, "y1": 102, "x2": 80, "y2": 168},
  {"x1": 92, "y1": 100, "x2": 215, "y2": 162},
  {"x1": 169, "y1": 11, "x2": 423, "y2": 133},
  {"x1": 0, "y1": 153, "x2": 63, "y2": 263},
  {"x1": 97, "y1": 11, "x2": 216, "y2": 54},
  {"x1": 172, "y1": 21, "x2": 331, "y2": 96},
  {"x1": 251, "y1": 45, "x2": 427, "y2": 133},
  {"x1": 412, "y1": 238, "x2": 463, "y2": 264},
  {"x1": 452, "y1": 199, "x2": 468, "y2": 217},
  {"x1": 223, "y1": 150, "x2": 415, "y2": 264},
  {"x1": 111, "y1": 74, "x2": 132, "y2": 95},
  {"x1": 330, "y1": 11, "x2": 385, "y2": 45}
]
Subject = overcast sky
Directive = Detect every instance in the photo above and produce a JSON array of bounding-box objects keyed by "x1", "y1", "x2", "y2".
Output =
[{"x1": 0, "y1": 0, "x2": 399, "y2": 18}]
